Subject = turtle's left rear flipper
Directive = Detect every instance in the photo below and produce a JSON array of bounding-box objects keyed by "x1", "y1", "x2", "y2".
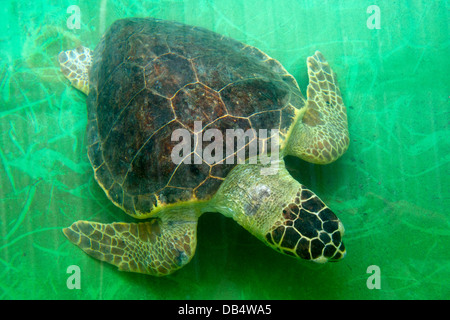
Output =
[
  {"x1": 286, "y1": 51, "x2": 349, "y2": 164},
  {"x1": 63, "y1": 212, "x2": 198, "y2": 276}
]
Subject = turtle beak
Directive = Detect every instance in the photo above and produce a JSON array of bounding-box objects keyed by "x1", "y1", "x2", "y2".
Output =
[{"x1": 313, "y1": 220, "x2": 346, "y2": 263}]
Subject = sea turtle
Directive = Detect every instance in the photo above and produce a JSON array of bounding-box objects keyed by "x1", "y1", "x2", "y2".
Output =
[{"x1": 59, "y1": 17, "x2": 349, "y2": 276}]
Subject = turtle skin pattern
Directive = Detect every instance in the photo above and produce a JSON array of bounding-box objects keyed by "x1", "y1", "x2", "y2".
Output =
[{"x1": 86, "y1": 18, "x2": 306, "y2": 217}]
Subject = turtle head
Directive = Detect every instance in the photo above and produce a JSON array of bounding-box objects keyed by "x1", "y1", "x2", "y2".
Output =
[
  {"x1": 263, "y1": 187, "x2": 346, "y2": 263},
  {"x1": 212, "y1": 161, "x2": 346, "y2": 263}
]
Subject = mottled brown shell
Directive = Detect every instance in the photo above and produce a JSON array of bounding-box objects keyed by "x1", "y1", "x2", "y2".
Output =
[{"x1": 86, "y1": 18, "x2": 305, "y2": 216}]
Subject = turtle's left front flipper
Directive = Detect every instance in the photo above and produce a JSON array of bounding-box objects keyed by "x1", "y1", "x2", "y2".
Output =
[
  {"x1": 286, "y1": 51, "x2": 349, "y2": 164},
  {"x1": 58, "y1": 46, "x2": 92, "y2": 95},
  {"x1": 63, "y1": 210, "x2": 198, "y2": 276}
]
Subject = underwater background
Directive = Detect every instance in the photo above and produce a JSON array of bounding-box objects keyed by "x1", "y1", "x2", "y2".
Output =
[{"x1": 0, "y1": 0, "x2": 448, "y2": 299}]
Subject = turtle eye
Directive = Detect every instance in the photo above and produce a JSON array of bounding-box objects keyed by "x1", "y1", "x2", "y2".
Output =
[{"x1": 264, "y1": 187, "x2": 346, "y2": 262}]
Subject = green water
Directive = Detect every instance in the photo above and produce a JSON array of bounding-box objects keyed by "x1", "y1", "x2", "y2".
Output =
[{"x1": 0, "y1": 0, "x2": 449, "y2": 299}]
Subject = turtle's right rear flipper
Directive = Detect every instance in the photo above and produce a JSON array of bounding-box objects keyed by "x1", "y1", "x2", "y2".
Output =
[
  {"x1": 286, "y1": 51, "x2": 349, "y2": 164},
  {"x1": 63, "y1": 212, "x2": 198, "y2": 276}
]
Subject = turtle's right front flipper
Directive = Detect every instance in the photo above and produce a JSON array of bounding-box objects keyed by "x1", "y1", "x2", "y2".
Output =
[
  {"x1": 286, "y1": 51, "x2": 349, "y2": 164},
  {"x1": 63, "y1": 210, "x2": 198, "y2": 276}
]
